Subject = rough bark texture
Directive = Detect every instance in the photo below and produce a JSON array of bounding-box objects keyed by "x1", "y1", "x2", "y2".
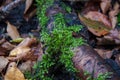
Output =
[{"x1": 73, "y1": 45, "x2": 120, "y2": 80}]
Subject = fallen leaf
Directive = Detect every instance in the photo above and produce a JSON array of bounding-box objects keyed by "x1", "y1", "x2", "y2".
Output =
[
  {"x1": 9, "y1": 43, "x2": 43, "y2": 61},
  {"x1": 9, "y1": 37, "x2": 37, "y2": 56},
  {"x1": 78, "y1": 14, "x2": 111, "y2": 36},
  {"x1": 0, "y1": 38, "x2": 5, "y2": 45},
  {"x1": 18, "y1": 60, "x2": 34, "y2": 73},
  {"x1": 17, "y1": 37, "x2": 37, "y2": 47},
  {"x1": 10, "y1": 38, "x2": 24, "y2": 43},
  {"x1": 100, "y1": 0, "x2": 111, "y2": 14},
  {"x1": 0, "y1": 46, "x2": 7, "y2": 56},
  {"x1": 24, "y1": 0, "x2": 33, "y2": 14},
  {"x1": 24, "y1": 0, "x2": 37, "y2": 21},
  {"x1": 0, "y1": 56, "x2": 9, "y2": 72},
  {"x1": 84, "y1": 11, "x2": 112, "y2": 28},
  {"x1": 4, "y1": 62, "x2": 25, "y2": 80},
  {"x1": 9, "y1": 46, "x2": 31, "y2": 57},
  {"x1": 1, "y1": 41, "x2": 15, "y2": 50},
  {"x1": 97, "y1": 29, "x2": 120, "y2": 45},
  {"x1": 6, "y1": 21, "x2": 20, "y2": 40},
  {"x1": 109, "y1": 2, "x2": 119, "y2": 28}
]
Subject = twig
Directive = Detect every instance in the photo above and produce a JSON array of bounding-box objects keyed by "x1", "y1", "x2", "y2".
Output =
[{"x1": 0, "y1": 0, "x2": 25, "y2": 21}]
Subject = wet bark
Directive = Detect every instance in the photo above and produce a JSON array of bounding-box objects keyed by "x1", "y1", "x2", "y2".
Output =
[{"x1": 73, "y1": 45, "x2": 120, "y2": 80}]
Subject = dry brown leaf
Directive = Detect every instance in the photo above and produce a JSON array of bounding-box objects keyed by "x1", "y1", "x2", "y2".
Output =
[
  {"x1": 79, "y1": 14, "x2": 111, "y2": 36},
  {"x1": 18, "y1": 60, "x2": 34, "y2": 73},
  {"x1": 97, "y1": 29, "x2": 120, "y2": 45},
  {"x1": 1, "y1": 41, "x2": 15, "y2": 50},
  {"x1": 0, "y1": 56, "x2": 9, "y2": 72},
  {"x1": 17, "y1": 37, "x2": 37, "y2": 47},
  {"x1": 24, "y1": 8, "x2": 36, "y2": 21},
  {"x1": 0, "y1": 46, "x2": 7, "y2": 56},
  {"x1": 4, "y1": 62, "x2": 25, "y2": 80},
  {"x1": 9, "y1": 38, "x2": 37, "y2": 58},
  {"x1": 100, "y1": 0, "x2": 111, "y2": 14},
  {"x1": 9, "y1": 46, "x2": 30, "y2": 57},
  {"x1": 84, "y1": 11, "x2": 112, "y2": 28},
  {"x1": 109, "y1": 2, "x2": 119, "y2": 29},
  {"x1": 6, "y1": 21, "x2": 20, "y2": 40},
  {"x1": 24, "y1": 0, "x2": 36, "y2": 21},
  {"x1": 0, "y1": 38, "x2": 5, "y2": 45},
  {"x1": 9, "y1": 43, "x2": 43, "y2": 61},
  {"x1": 24, "y1": 0, "x2": 33, "y2": 14}
]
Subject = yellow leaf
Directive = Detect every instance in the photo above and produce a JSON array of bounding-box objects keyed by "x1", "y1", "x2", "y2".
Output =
[
  {"x1": 9, "y1": 38, "x2": 36, "y2": 57},
  {"x1": 4, "y1": 62, "x2": 25, "y2": 80},
  {"x1": 9, "y1": 46, "x2": 30, "y2": 56}
]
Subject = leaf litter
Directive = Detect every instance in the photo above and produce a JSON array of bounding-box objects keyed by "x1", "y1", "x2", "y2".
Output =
[{"x1": 0, "y1": 0, "x2": 120, "y2": 80}]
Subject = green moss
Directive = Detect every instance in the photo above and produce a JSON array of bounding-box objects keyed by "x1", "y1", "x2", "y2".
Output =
[
  {"x1": 35, "y1": 13, "x2": 84, "y2": 80},
  {"x1": 25, "y1": 0, "x2": 112, "y2": 80},
  {"x1": 25, "y1": 0, "x2": 84, "y2": 80},
  {"x1": 36, "y1": 0, "x2": 54, "y2": 30},
  {"x1": 61, "y1": 2, "x2": 72, "y2": 13},
  {"x1": 85, "y1": 72, "x2": 112, "y2": 80}
]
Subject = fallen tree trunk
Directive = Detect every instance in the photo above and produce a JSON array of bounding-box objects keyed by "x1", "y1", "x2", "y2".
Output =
[
  {"x1": 73, "y1": 45, "x2": 120, "y2": 80},
  {"x1": 39, "y1": 0, "x2": 120, "y2": 79}
]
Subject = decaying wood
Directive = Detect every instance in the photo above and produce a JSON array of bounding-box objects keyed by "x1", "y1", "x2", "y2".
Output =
[
  {"x1": 0, "y1": 0, "x2": 25, "y2": 21},
  {"x1": 73, "y1": 45, "x2": 120, "y2": 80}
]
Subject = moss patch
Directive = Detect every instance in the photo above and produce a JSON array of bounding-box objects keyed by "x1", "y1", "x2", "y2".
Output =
[{"x1": 25, "y1": 0, "x2": 84, "y2": 80}]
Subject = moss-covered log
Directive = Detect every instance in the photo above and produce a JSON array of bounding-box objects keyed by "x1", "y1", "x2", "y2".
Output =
[{"x1": 30, "y1": 0, "x2": 120, "y2": 80}]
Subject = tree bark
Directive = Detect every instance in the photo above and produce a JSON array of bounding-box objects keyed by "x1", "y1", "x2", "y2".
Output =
[{"x1": 73, "y1": 45, "x2": 120, "y2": 80}]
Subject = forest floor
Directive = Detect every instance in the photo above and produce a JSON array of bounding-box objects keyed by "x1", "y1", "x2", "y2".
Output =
[{"x1": 0, "y1": 0, "x2": 120, "y2": 80}]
